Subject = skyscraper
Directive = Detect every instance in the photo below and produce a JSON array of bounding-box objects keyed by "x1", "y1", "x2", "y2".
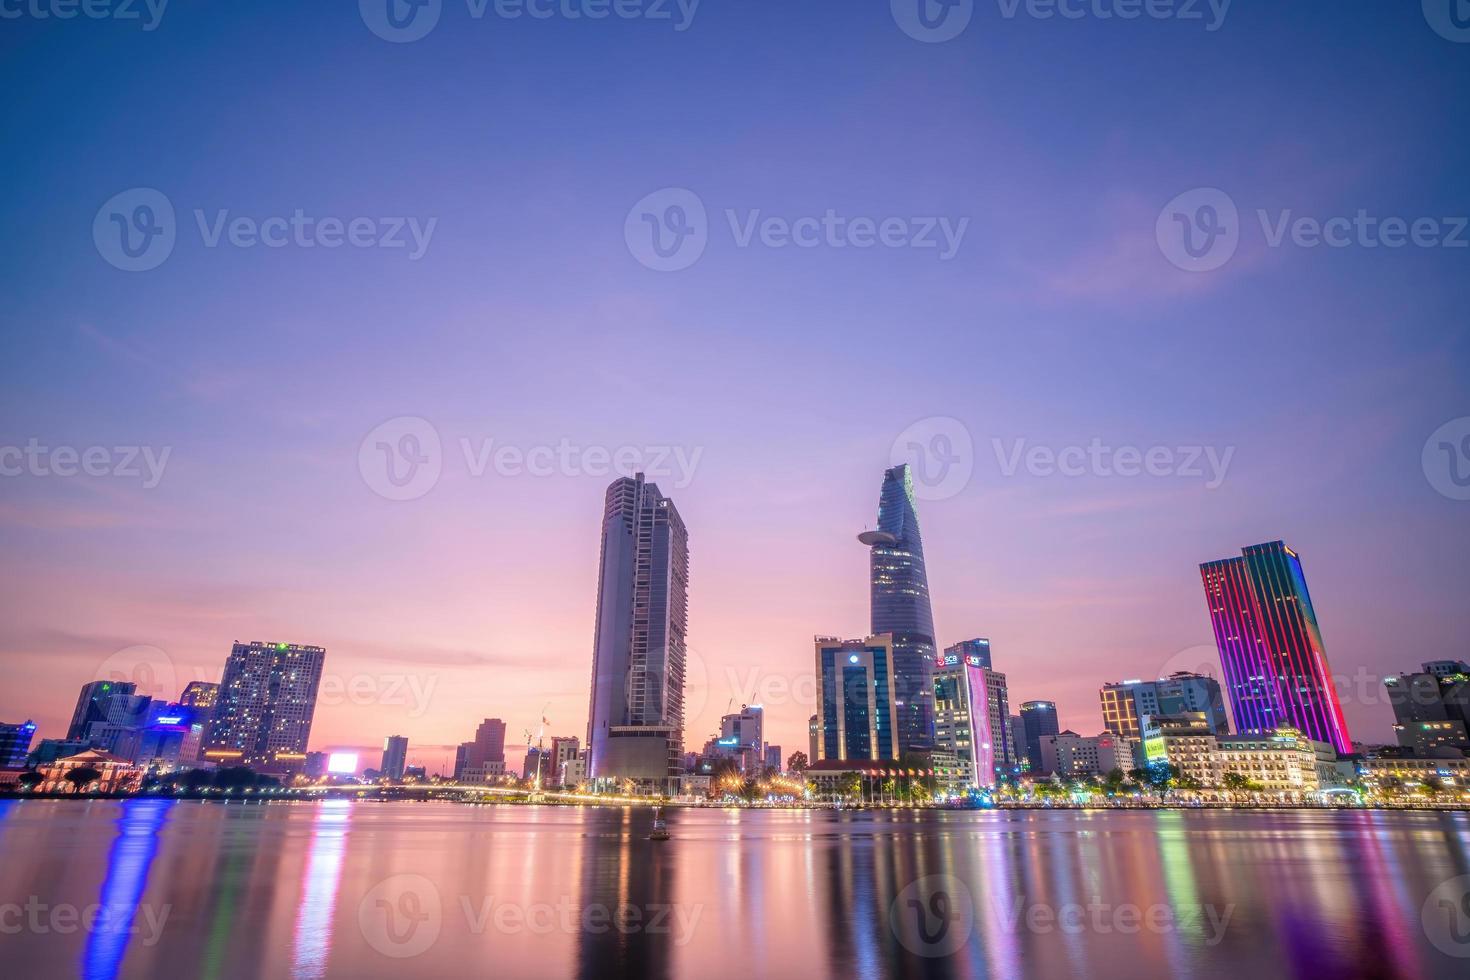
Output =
[
  {"x1": 203, "y1": 641, "x2": 326, "y2": 773},
  {"x1": 1019, "y1": 700, "x2": 1059, "y2": 774},
  {"x1": 586, "y1": 474, "x2": 690, "y2": 791},
  {"x1": 933, "y1": 653, "x2": 997, "y2": 789},
  {"x1": 454, "y1": 718, "x2": 507, "y2": 781},
  {"x1": 66, "y1": 680, "x2": 141, "y2": 741},
  {"x1": 815, "y1": 635, "x2": 900, "y2": 762},
  {"x1": 943, "y1": 639, "x2": 1013, "y2": 773},
  {"x1": 381, "y1": 735, "x2": 409, "y2": 781},
  {"x1": 1099, "y1": 673, "x2": 1228, "y2": 739},
  {"x1": 858, "y1": 464, "x2": 937, "y2": 754},
  {"x1": 1200, "y1": 541, "x2": 1352, "y2": 755},
  {"x1": 1384, "y1": 661, "x2": 1470, "y2": 756}
]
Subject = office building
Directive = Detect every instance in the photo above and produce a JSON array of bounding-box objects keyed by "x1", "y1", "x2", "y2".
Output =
[
  {"x1": 1200, "y1": 541, "x2": 1352, "y2": 754},
  {"x1": 719, "y1": 704, "x2": 764, "y2": 772},
  {"x1": 381, "y1": 735, "x2": 409, "y2": 781},
  {"x1": 585, "y1": 475, "x2": 689, "y2": 791},
  {"x1": 944, "y1": 639, "x2": 1013, "y2": 773},
  {"x1": 454, "y1": 718, "x2": 507, "y2": 781},
  {"x1": 1384, "y1": 661, "x2": 1470, "y2": 756},
  {"x1": 203, "y1": 641, "x2": 326, "y2": 773},
  {"x1": 1009, "y1": 714, "x2": 1027, "y2": 772},
  {"x1": 808, "y1": 714, "x2": 819, "y2": 764},
  {"x1": 1019, "y1": 701, "x2": 1059, "y2": 774},
  {"x1": 1038, "y1": 730, "x2": 1138, "y2": 778},
  {"x1": 549, "y1": 736, "x2": 580, "y2": 786},
  {"x1": 1141, "y1": 713, "x2": 1219, "y2": 786},
  {"x1": 815, "y1": 635, "x2": 900, "y2": 762},
  {"x1": 763, "y1": 744, "x2": 782, "y2": 772},
  {"x1": 0, "y1": 720, "x2": 38, "y2": 769},
  {"x1": 858, "y1": 464, "x2": 938, "y2": 754},
  {"x1": 1100, "y1": 673, "x2": 1228, "y2": 739},
  {"x1": 933, "y1": 652, "x2": 997, "y2": 788},
  {"x1": 67, "y1": 681, "x2": 150, "y2": 743}
]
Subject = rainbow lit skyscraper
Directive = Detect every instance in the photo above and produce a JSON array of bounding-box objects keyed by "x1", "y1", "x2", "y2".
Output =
[{"x1": 1200, "y1": 541, "x2": 1352, "y2": 754}]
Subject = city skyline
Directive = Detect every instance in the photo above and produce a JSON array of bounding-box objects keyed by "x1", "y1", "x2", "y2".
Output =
[{"x1": 0, "y1": 499, "x2": 1452, "y2": 764}]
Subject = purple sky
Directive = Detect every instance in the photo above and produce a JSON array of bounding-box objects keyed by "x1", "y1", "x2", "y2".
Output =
[{"x1": 1, "y1": 2, "x2": 1467, "y2": 770}]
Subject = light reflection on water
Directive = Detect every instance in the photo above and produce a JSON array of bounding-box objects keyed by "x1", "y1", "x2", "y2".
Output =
[{"x1": 0, "y1": 803, "x2": 1466, "y2": 979}]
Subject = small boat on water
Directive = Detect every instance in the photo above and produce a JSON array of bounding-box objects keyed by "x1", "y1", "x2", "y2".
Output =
[{"x1": 649, "y1": 806, "x2": 670, "y2": 841}]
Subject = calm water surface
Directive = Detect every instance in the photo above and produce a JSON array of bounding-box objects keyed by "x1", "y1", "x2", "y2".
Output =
[{"x1": 1, "y1": 800, "x2": 1468, "y2": 979}]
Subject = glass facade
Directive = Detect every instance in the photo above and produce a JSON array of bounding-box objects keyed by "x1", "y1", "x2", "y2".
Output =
[
  {"x1": 860, "y1": 464, "x2": 937, "y2": 754},
  {"x1": 815, "y1": 636, "x2": 899, "y2": 762},
  {"x1": 585, "y1": 475, "x2": 689, "y2": 786}
]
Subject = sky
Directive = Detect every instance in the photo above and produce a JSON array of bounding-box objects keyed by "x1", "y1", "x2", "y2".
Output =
[{"x1": 1, "y1": 1, "x2": 1468, "y2": 773}]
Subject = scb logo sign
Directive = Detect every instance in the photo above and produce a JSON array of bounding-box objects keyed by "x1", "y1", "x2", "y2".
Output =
[{"x1": 890, "y1": 874, "x2": 975, "y2": 957}]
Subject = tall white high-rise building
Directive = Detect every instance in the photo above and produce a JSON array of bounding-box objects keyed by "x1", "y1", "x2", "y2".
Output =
[{"x1": 585, "y1": 474, "x2": 689, "y2": 791}]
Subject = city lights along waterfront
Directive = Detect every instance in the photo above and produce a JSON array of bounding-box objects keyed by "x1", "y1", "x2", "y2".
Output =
[{"x1": 2, "y1": 466, "x2": 1469, "y2": 977}]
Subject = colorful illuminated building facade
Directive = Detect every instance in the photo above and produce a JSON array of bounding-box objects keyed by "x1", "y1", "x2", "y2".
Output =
[
  {"x1": 1200, "y1": 541, "x2": 1351, "y2": 755},
  {"x1": 933, "y1": 650, "x2": 997, "y2": 788}
]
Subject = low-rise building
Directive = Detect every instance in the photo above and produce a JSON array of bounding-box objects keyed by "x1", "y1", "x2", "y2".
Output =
[
  {"x1": 1142, "y1": 713, "x2": 1218, "y2": 786},
  {"x1": 1214, "y1": 729, "x2": 1329, "y2": 795},
  {"x1": 1039, "y1": 731, "x2": 1138, "y2": 779},
  {"x1": 37, "y1": 749, "x2": 144, "y2": 794}
]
